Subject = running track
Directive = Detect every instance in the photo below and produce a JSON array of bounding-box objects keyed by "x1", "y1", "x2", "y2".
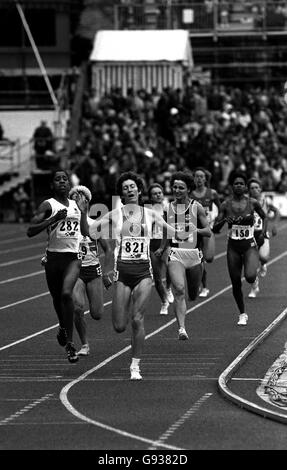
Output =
[{"x1": 1, "y1": 222, "x2": 287, "y2": 452}]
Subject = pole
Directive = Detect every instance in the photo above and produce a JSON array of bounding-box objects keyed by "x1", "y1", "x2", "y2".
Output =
[{"x1": 15, "y1": 2, "x2": 59, "y2": 112}]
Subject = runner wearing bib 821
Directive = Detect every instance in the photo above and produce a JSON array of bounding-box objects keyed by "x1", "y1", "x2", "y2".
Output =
[{"x1": 76, "y1": 171, "x2": 178, "y2": 381}]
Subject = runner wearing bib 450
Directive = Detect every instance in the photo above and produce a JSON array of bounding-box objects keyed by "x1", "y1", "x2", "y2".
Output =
[{"x1": 213, "y1": 172, "x2": 266, "y2": 326}]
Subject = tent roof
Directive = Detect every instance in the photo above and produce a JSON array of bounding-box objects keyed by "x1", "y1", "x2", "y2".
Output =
[{"x1": 90, "y1": 30, "x2": 193, "y2": 66}]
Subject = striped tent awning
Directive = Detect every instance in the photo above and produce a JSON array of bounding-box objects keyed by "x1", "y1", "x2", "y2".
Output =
[{"x1": 90, "y1": 30, "x2": 193, "y2": 96}]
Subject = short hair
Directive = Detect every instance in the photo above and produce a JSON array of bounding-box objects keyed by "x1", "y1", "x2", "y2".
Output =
[
  {"x1": 50, "y1": 168, "x2": 70, "y2": 182},
  {"x1": 194, "y1": 167, "x2": 207, "y2": 176},
  {"x1": 170, "y1": 171, "x2": 194, "y2": 191},
  {"x1": 116, "y1": 171, "x2": 145, "y2": 197},
  {"x1": 229, "y1": 171, "x2": 247, "y2": 186},
  {"x1": 247, "y1": 177, "x2": 262, "y2": 190},
  {"x1": 147, "y1": 183, "x2": 164, "y2": 200}
]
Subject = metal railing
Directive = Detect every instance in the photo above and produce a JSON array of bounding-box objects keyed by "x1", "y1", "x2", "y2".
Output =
[{"x1": 114, "y1": 1, "x2": 287, "y2": 35}]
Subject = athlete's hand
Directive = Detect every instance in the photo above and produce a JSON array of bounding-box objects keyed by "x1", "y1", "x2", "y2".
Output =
[
  {"x1": 76, "y1": 192, "x2": 89, "y2": 213},
  {"x1": 102, "y1": 274, "x2": 112, "y2": 290},
  {"x1": 154, "y1": 247, "x2": 164, "y2": 258},
  {"x1": 53, "y1": 208, "x2": 67, "y2": 221}
]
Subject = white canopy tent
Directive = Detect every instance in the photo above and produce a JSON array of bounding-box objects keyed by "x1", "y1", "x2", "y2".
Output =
[{"x1": 90, "y1": 30, "x2": 193, "y2": 96}]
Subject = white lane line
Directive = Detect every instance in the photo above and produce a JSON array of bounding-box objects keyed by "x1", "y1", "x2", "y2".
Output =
[
  {"x1": 148, "y1": 393, "x2": 213, "y2": 450},
  {"x1": 59, "y1": 248, "x2": 287, "y2": 446},
  {"x1": 0, "y1": 255, "x2": 44, "y2": 267},
  {"x1": 0, "y1": 393, "x2": 54, "y2": 425},
  {"x1": 0, "y1": 300, "x2": 112, "y2": 352},
  {"x1": 0, "y1": 242, "x2": 45, "y2": 255},
  {"x1": 59, "y1": 350, "x2": 184, "y2": 450},
  {"x1": 0, "y1": 235, "x2": 35, "y2": 246},
  {"x1": 0, "y1": 292, "x2": 50, "y2": 312},
  {"x1": 0, "y1": 271, "x2": 44, "y2": 285}
]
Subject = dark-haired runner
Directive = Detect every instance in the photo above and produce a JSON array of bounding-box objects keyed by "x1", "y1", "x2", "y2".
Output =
[
  {"x1": 191, "y1": 167, "x2": 221, "y2": 298},
  {"x1": 213, "y1": 172, "x2": 267, "y2": 326},
  {"x1": 157, "y1": 171, "x2": 211, "y2": 340},
  {"x1": 77, "y1": 171, "x2": 179, "y2": 380},
  {"x1": 27, "y1": 169, "x2": 81, "y2": 363}
]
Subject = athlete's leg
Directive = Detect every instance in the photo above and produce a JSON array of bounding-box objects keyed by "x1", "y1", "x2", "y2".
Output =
[
  {"x1": 130, "y1": 278, "x2": 153, "y2": 358},
  {"x1": 112, "y1": 281, "x2": 132, "y2": 333},
  {"x1": 86, "y1": 277, "x2": 104, "y2": 320},
  {"x1": 73, "y1": 278, "x2": 88, "y2": 345},
  {"x1": 259, "y1": 238, "x2": 270, "y2": 266},
  {"x1": 150, "y1": 251, "x2": 167, "y2": 303},
  {"x1": 243, "y1": 246, "x2": 259, "y2": 284},
  {"x1": 45, "y1": 261, "x2": 65, "y2": 327},
  {"x1": 186, "y1": 262, "x2": 203, "y2": 301},
  {"x1": 227, "y1": 244, "x2": 245, "y2": 314},
  {"x1": 168, "y1": 261, "x2": 187, "y2": 329},
  {"x1": 62, "y1": 258, "x2": 81, "y2": 343}
]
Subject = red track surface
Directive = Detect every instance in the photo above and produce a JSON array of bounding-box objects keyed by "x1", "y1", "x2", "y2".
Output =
[{"x1": 1, "y1": 222, "x2": 287, "y2": 452}]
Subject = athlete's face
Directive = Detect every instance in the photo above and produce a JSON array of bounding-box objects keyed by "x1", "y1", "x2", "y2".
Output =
[
  {"x1": 194, "y1": 170, "x2": 206, "y2": 187},
  {"x1": 232, "y1": 177, "x2": 246, "y2": 195},
  {"x1": 121, "y1": 179, "x2": 140, "y2": 204},
  {"x1": 172, "y1": 179, "x2": 189, "y2": 201},
  {"x1": 150, "y1": 187, "x2": 164, "y2": 204},
  {"x1": 249, "y1": 182, "x2": 261, "y2": 199},
  {"x1": 52, "y1": 171, "x2": 70, "y2": 195}
]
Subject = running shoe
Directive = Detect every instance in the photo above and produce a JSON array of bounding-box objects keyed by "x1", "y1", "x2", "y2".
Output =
[
  {"x1": 248, "y1": 287, "x2": 260, "y2": 298},
  {"x1": 160, "y1": 301, "x2": 169, "y2": 315},
  {"x1": 57, "y1": 327, "x2": 67, "y2": 347},
  {"x1": 65, "y1": 342, "x2": 79, "y2": 363},
  {"x1": 199, "y1": 288, "x2": 210, "y2": 298},
  {"x1": 166, "y1": 288, "x2": 174, "y2": 304},
  {"x1": 259, "y1": 264, "x2": 267, "y2": 277},
  {"x1": 77, "y1": 344, "x2": 90, "y2": 356},
  {"x1": 178, "y1": 327, "x2": 189, "y2": 340},
  {"x1": 237, "y1": 313, "x2": 248, "y2": 326},
  {"x1": 130, "y1": 366, "x2": 142, "y2": 380}
]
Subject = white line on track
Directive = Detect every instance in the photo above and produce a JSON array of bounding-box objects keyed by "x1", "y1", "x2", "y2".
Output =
[
  {"x1": 0, "y1": 254, "x2": 44, "y2": 267},
  {"x1": 148, "y1": 393, "x2": 213, "y2": 450},
  {"x1": 0, "y1": 393, "x2": 54, "y2": 426},
  {"x1": 0, "y1": 242, "x2": 45, "y2": 255},
  {"x1": 0, "y1": 270, "x2": 44, "y2": 285},
  {"x1": 58, "y1": 248, "x2": 287, "y2": 447}
]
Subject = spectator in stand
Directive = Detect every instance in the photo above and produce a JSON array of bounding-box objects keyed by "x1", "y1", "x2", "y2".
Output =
[
  {"x1": 13, "y1": 185, "x2": 30, "y2": 223},
  {"x1": 33, "y1": 120, "x2": 54, "y2": 155}
]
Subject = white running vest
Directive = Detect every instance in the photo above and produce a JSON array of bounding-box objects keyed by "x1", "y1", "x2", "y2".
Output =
[{"x1": 46, "y1": 198, "x2": 82, "y2": 253}]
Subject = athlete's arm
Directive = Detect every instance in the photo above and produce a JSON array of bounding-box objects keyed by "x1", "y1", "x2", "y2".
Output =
[
  {"x1": 98, "y1": 238, "x2": 113, "y2": 289},
  {"x1": 196, "y1": 202, "x2": 212, "y2": 238},
  {"x1": 26, "y1": 200, "x2": 66, "y2": 237},
  {"x1": 212, "y1": 201, "x2": 227, "y2": 234},
  {"x1": 253, "y1": 199, "x2": 267, "y2": 235},
  {"x1": 211, "y1": 190, "x2": 221, "y2": 210}
]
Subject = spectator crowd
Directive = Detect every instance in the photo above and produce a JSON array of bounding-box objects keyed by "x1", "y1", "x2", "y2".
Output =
[{"x1": 58, "y1": 82, "x2": 287, "y2": 206}]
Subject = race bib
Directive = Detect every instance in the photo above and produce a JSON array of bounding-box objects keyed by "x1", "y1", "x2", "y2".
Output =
[
  {"x1": 230, "y1": 225, "x2": 254, "y2": 240},
  {"x1": 120, "y1": 237, "x2": 148, "y2": 260},
  {"x1": 57, "y1": 218, "x2": 79, "y2": 238}
]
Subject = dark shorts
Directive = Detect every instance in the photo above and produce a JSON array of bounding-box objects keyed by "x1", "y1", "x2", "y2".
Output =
[
  {"x1": 79, "y1": 264, "x2": 102, "y2": 284},
  {"x1": 150, "y1": 239, "x2": 161, "y2": 252},
  {"x1": 45, "y1": 251, "x2": 81, "y2": 297},
  {"x1": 114, "y1": 260, "x2": 152, "y2": 290},
  {"x1": 227, "y1": 237, "x2": 257, "y2": 255},
  {"x1": 254, "y1": 230, "x2": 264, "y2": 248}
]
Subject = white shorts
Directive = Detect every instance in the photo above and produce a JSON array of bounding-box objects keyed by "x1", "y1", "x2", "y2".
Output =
[{"x1": 168, "y1": 247, "x2": 202, "y2": 269}]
